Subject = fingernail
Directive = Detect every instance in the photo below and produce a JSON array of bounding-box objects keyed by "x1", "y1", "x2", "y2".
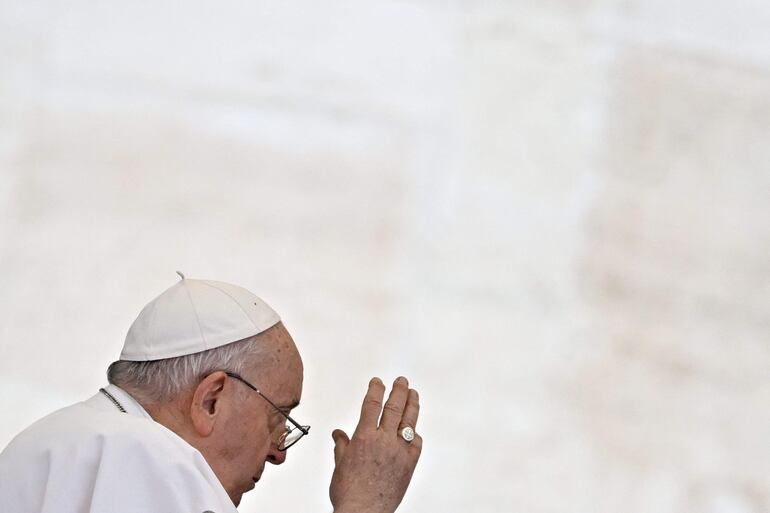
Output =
[
  {"x1": 396, "y1": 376, "x2": 408, "y2": 385},
  {"x1": 370, "y1": 377, "x2": 383, "y2": 386}
]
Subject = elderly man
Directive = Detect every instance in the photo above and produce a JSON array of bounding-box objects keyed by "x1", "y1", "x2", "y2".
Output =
[{"x1": 0, "y1": 275, "x2": 422, "y2": 513}]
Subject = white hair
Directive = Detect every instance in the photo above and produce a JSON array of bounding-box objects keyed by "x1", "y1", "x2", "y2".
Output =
[{"x1": 107, "y1": 335, "x2": 264, "y2": 404}]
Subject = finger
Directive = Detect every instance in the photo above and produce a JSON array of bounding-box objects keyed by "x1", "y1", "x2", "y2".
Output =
[
  {"x1": 331, "y1": 429, "x2": 350, "y2": 466},
  {"x1": 356, "y1": 377, "x2": 385, "y2": 434},
  {"x1": 379, "y1": 376, "x2": 409, "y2": 432},
  {"x1": 399, "y1": 388, "x2": 420, "y2": 431},
  {"x1": 411, "y1": 433, "x2": 423, "y2": 455}
]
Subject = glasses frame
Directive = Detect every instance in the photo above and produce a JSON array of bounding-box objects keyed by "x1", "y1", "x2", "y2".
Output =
[{"x1": 224, "y1": 371, "x2": 310, "y2": 451}]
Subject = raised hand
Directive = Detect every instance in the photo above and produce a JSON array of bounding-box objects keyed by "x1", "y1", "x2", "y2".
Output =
[{"x1": 329, "y1": 377, "x2": 422, "y2": 513}]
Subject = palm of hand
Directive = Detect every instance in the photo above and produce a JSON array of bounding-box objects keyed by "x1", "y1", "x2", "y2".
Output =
[{"x1": 329, "y1": 377, "x2": 422, "y2": 513}]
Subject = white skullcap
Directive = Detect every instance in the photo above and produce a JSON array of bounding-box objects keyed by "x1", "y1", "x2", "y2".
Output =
[{"x1": 120, "y1": 272, "x2": 281, "y2": 361}]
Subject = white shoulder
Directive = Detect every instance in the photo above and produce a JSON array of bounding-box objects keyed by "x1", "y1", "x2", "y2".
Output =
[{"x1": 0, "y1": 401, "x2": 236, "y2": 513}]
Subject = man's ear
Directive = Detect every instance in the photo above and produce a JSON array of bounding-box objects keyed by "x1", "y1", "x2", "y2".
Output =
[{"x1": 189, "y1": 371, "x2": 228, "y2": 437}]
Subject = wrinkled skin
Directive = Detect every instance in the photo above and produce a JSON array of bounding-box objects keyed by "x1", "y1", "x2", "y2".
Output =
[{"x1": 330, "y1": 376, "x2": 423, "y2": 513}]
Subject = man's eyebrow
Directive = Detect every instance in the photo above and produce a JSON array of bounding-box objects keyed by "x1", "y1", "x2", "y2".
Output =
[{"x1": 277, "y1": 400, "x2": 300, "y2": 412}]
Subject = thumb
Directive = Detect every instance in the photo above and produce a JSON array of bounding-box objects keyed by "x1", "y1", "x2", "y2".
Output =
[{"x1": 331, "y1": 429, "x2": 350, "y2": 466}]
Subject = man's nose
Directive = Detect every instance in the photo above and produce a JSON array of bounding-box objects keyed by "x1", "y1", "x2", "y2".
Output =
[{"x1": 266, "y1": 443, "x2": 287, "y2": 465}]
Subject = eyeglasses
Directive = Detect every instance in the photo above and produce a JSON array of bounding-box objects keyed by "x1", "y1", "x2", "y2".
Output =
[{"x1": 224, "y1": 371, "x2": 310, "y2": 451}]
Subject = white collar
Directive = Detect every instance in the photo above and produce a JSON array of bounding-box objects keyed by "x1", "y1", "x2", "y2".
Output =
[{"x1": 98, "y1": 384, "x2": 154, "y2": 420}]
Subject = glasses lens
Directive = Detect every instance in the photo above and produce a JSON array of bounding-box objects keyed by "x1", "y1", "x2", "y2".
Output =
[{"x1": 278, "y1": 425, "x2": 309, "y2": 450}]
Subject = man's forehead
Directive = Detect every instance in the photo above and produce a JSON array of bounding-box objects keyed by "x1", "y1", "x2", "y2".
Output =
[
  {"x1": 243, "y1": 322, "x2": 303, "y2": 402},
  {"x1": 262, "y1": 365, "x2": 303, "y2": 401},
  {"x1": 258, "y1": 323, "x2": 300, "y2": 357}
]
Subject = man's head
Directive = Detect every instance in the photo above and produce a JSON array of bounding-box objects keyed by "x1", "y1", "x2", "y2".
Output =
[
  {"x1": 108, "y1": 276, "x2": 304, "y2": 506},
  {"x1": 108, "y1": 322, "x2": 304, "y2": 505}
]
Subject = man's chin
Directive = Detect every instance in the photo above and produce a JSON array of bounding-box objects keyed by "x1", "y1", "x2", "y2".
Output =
[
  {"x1": 230, "y1": 491, "x2": 244, "y2": 507},
  {"x1": 231, "y1": 480, "x2": 259, "y2": 506}
]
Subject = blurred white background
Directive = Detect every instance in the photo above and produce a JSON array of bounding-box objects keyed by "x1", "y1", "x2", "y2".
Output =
[{"x1": 1, "y1": 2, "x2": 769, "y2": 512}]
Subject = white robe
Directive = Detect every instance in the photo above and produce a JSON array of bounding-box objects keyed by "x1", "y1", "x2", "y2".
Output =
[{"x1": 0, "y1": 385, "x2": 238, "y2": 513}]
